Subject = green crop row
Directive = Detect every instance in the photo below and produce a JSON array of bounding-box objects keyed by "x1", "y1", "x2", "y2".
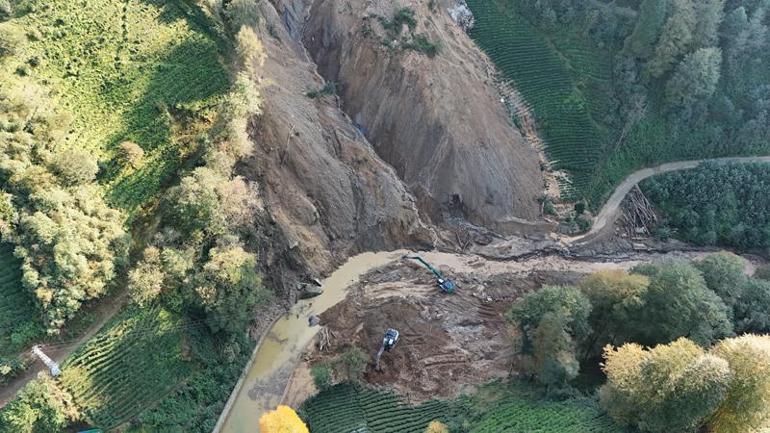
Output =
[
  {"x1": 470, "y1": 394, "x2": 625, "y2": 433},
  {"x1": 59, "y1": 306, "x2": 194, "y2": 429},
  {"x1": 466, "y1": 0, "x2": 611, "y2": 200},
  {"x1": 301, "y1": 384, "x2": 452, "y2": 433}
]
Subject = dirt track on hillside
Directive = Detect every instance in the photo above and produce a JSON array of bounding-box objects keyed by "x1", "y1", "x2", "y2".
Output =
[{"x1": 570, "y1": 156, "x2": 770, "y2": 245}]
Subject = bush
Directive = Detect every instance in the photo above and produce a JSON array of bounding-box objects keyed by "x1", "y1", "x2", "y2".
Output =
[
  {"x1": 337, "y1": 347, "x2": 369, "y2": 382},
  {"x1": 425, "y1": 420, "x2": 449, "y2": 433},
  {"x1": 0, "y1": 23, "x2": 23, "y2": 58},
  {"x1": 50, "y1": 148, "x2": 99, "y2": 185},
  {"x1": 117, "y1": 140, "x2": 144, "y2": 168},
  {"x1": 0, "y1": 373, "x2": 80, "y2": 433},
  {"x1": 310, "y1": 363, "x2": 332, "y2": 391}
]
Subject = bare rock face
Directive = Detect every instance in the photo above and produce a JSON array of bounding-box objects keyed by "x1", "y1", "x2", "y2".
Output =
[
  {"x1": 285, "y1": 0, "x2": 545, "y2": 231},
  {"x1": 240, "y1": 1, "x2": 433, "y2": 284}
]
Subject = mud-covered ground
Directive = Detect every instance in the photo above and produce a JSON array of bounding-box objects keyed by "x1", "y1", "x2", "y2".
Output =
[{"x1": 304, "y1": 258, "x2": 591, "y2": 401}]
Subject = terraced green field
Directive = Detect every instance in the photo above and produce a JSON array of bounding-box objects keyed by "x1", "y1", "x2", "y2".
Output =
[
  {"x1": 466, "y1": 0, "x2": 611, "y2": 200},
  {"x1": 0, "y1": 243, "x2": 40, "y2": 355},
  {"x1": 59, "y1": 306, "x2": 194, "y2": 430},
  {"x1": 3, "y1": 0, "x2": 229, "y2": 212},
  {"x1": 470, "y1": 392, "x2": 626, "y2": 433},
  {"x1": 301, "y1": 384, "x2": 452, "y2": 433},
  {"x1": 301, "y1": 383, "x2": 628, "y2": 433}
]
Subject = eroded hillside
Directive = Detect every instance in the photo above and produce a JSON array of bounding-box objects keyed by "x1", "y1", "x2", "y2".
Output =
[{"x1": 272, "y1": 0, "x2": 546, "y2": 232}]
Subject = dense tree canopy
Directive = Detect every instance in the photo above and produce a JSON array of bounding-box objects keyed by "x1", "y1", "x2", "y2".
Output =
[
  {"x1": 600, "y1": 338, "x2": 731, "y2": 433},
  {"x1": 0, "y1": 85, "x2": 128, "y2": 332},
  {"x1": 509, "y1": 285, "x2": 592, "y2": 387},
  {"x1": 0, "y1": 374, "x2": 80, "y2": 433},
  {"x1": 630, "y1": 260, "x2": 732, "y2": 346},
  {"x1": 643, "y1": 163, "x2": 770, "y2": 250},
  {"x1": 601, "y1": 334, "x2": 770, "y2": 433}
]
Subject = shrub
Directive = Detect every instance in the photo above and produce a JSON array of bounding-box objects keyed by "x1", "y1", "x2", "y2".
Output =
[
  {"x1": 117, "y1": 141, "x2": 145, "y2": 169},
  {"x1": 310, "y1": 363, "x2": 332, "y2": 391},
  {"x1": 425, "y1": 420, "x2": 449, "y2": 433},
  {"x1": 337, "y1": 347, "x2": 369, "y2": 382},
  {"x1": 50, "y1": 148, "x2": 99, "y2": 185},
  {"x1": 0, "y1": 22, "x2": 23, "y2": 57}
]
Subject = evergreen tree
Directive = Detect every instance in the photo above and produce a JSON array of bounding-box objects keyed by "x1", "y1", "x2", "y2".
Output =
[
  {"x1": 647, "y1": 0, "x2": 697, "y2": 78},
  {"x1": 665, "y1": 47, "x2": 723, "y2": 106}
]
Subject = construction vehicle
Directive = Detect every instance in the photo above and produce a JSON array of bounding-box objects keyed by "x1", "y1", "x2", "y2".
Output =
[
  {"x1": 374, "y1": 328, "x2": 399, "y2": 371},
  {"x1": 403, "y1": 255, "x2": 456, "y2": 293}
]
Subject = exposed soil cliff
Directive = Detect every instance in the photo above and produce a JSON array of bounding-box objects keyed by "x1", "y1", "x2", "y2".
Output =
[
  {"x1": 239, "y1": 2, "x2": 434, "y2": 291},
  {"x1": 274, "y1": 0, "x2": 546, "y2": 232}
]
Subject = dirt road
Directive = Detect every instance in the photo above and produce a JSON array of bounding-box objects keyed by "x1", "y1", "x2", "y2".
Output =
[
  {"x1": 570, "y1": 156, "x2": 770, "y2": 244},
  {"x1": 0, "y1": 294, "x2": 128, "y2": 407}
]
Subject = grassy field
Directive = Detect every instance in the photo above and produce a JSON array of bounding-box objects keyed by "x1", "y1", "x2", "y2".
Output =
[
  {"x1": 300, "y1": 383, "x2": 628, "y2": 433},
  {"x1": 0, "y1": 243, "x2": 39, "y2": 356},
  {"x1": 3, "y1": 0, "x2": 229, "y2": 212},
  {"x1": 466, "y1": 0, "x2": 612, "y2": 201}
]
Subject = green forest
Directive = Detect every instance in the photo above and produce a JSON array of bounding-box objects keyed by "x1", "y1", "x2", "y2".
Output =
[
  {"x1": 643, "y1": 162, "x2": 770, "y2": 250},
  {"x1": 467, "y1": 0, "x2": 770, "y2": 205}
]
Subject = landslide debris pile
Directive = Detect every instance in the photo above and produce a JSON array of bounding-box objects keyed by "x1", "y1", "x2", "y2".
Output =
[{"x1": 311, "y1": 260, "x2": 581, "y2": 400}]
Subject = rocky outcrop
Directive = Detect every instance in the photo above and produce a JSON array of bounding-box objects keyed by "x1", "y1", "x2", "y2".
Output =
[
  {"x1": 284, "y1": 0, "x2": 546, "y2": 232},
  {"x1": 240, "y1": 1, "x2": 433, "y2": 288}
]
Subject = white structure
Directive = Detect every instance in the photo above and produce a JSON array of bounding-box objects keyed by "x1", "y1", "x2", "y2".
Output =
[{"x1": 31, "y1": 345, "x2": 61, "y2": 376}]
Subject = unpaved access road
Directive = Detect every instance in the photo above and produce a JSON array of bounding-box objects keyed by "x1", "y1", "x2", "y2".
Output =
[{"x1": 570, "y1": 156, "x2": 770, "y2": 244}]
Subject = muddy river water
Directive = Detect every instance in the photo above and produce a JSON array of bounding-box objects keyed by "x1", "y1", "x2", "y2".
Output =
[
  {"x1": 216, "y1": 250, "x2": 407, "y2": 433},
  {"x1": 215, "y1": 248, "x2": 749, "y2": 432}
]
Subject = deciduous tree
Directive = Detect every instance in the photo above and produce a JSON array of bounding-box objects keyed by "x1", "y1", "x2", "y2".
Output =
[{"x1": 258, "y1": 405, "x2": 309, "y2": 433}]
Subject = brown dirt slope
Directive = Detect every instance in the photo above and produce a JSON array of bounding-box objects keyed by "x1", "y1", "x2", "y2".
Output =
[
  {"x1": 275, "y1": 0, "x2": 545, "y2": 231},
  {"x1": 239, "y1": 1, "x2": 434, "y2": 287}
]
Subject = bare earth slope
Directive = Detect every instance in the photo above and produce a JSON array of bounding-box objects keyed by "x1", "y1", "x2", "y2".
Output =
[
  {"x1": 240, "y1": 1, "x2": 434, "y2": 282},
  {"x1": 275, "y1": 0, "x2": 545, "y2": 231}
]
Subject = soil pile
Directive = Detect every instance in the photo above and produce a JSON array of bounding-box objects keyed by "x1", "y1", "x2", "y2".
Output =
[{"x1": 274, "y1": 0, "x2": 546, "y2": 232}]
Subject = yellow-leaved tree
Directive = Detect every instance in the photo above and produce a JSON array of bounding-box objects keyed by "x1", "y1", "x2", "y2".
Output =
[
  {"x1": 425, "y1": 420, "x2": 450, "y2": 433},
  {"x1": 258, "y1": 405, "x2": 309, "y2": 433}
]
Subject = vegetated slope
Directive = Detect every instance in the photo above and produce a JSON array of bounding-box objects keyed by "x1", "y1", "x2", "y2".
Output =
[
  {"x1": 2, "y1": 0, "x2": 229, "y2": 212},
  {"x1": 296, "y1": 0, "x2": 546, "y2": 231},
  {"x1": 300, "y1": 384, "x2": 453, "y2": 433},
  {"x1": 0, "y1": 244, "x2": 36, "y2": 356},
  {"x1": 58, "y1": 306, "x2": 195, "y2": 430},
  {"x1": 466, "y1": 0, "x2": 770, "y2": 211},
  {"x1": 466, "y1": 0, "x2": 609, "y2": 200}
]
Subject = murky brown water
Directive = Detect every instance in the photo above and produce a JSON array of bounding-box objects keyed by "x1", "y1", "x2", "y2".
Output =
[{"x1": 218, "y1": 251, "x2": 406, "y2": 433}]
